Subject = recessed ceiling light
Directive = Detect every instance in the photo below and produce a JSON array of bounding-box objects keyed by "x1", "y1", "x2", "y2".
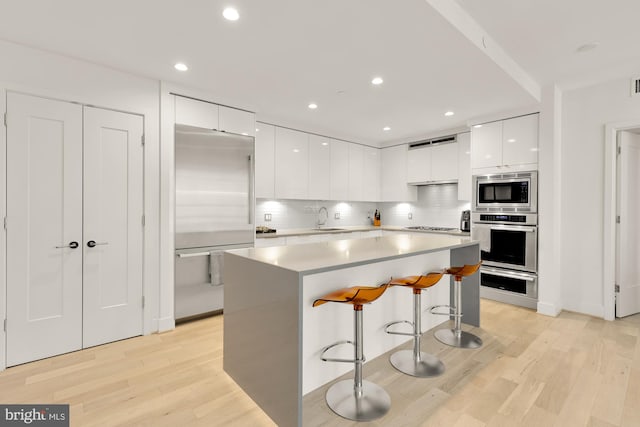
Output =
[
  {"x1": 223, "y1": 7, "x2": 240, "y2": 21},
  {"x1": 241, "y1": 132, "x2": 248, "y2": 136},
  {"x1": 293, "y1": 149, "x2": 300, "y2": 153},
  {"x1": 576, "y1": 42, "x2": 599, "y2": 53},
  {"x1": 174, "y1": 63, "x2": 188, "y2": 71},
  {"x1": 445, "y1": 111, "x2": 454, "y2": 117},
  {"x1": 321, "y1": 142, "x2": 329, "y2": 146},
  {"x1": 383, "y1": 126, "x2": 391, "y2": 131},
  {"x1": 507, "y1": 138, "x2": 516, "y2": 143},
  {"x1": 473, "y1": 124, "x2": 483, "y2": 128},
  {"x1": 372, "y1": 77, "x2": 384, "y2": 85},
  {"x1": 308, "y1": 103, "x2": 318, "y2": 109},
  {"x1": 255, "y1": 128, "x2": 259, "y2": 132}
]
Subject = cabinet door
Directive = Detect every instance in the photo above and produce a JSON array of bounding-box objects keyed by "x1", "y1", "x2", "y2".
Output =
[
  {"x1": 381, "y1": 145, "x2": 417, "y2": 201},
  {"x1": 330, "y1": 139, "x2": 349, "y2": 201},
  {"x1": 502, "y1": 114, "x2": 538, "y2": 166},
  {"x1": 348, "y1": 144, "x2": 364, "y2": 201},
  {"x1": 431, "y1": 142, "x2": 459, "y2": 181},
  {"x1": 308, "y1": 135, "x2": 331, "y2": 200},
  {"x1": 362, "y1": 146, "x2": 381, "y2": 201},
  {"x1": 275, "y1": 127, "x2": 309, "y2": 199},
  {"x1": 175, "y1": 96, "x2": 219, "y2": 129},
  {"x1": 255, "y1": 123, "x2": 275, "y2": 199},
  {"x1": 218, "y1": 105, "x2": 255, "y2": 136},
  {"x1": 407, "y1": 146, "x2": 432, "y2": 183},
  {"x1": 457, "y1": 133, "x2": 471, "y2": 201},
  {"x1": 471, "y1": 121, "x2": 502, "y2": 169}
]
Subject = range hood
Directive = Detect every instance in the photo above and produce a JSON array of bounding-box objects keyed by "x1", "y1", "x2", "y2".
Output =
[{"x1": 407, "y1": 134, "x2": 460, "y2": 186}]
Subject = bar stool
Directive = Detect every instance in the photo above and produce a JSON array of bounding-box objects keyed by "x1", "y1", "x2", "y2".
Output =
[
  {"x1": 313, "y1": 282, "x2": 391, "y2": 422},
  {"x1": 384, "y1": 272, "x2": 445, "y2": 377},
  {"x1": 431, "y1": 262, "x2": 483, "y2": 349}
]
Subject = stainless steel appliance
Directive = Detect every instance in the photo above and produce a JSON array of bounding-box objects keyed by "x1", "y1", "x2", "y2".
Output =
[
  {"x1": 174, "y1": 124, "x2": 254, "y2": 320},
  {"x1": 460, "y1": 210, "x2": 470, "y2": 232},
  {"x1": 472, "y1": 172, "x2": 538, "y2": 309},
  {"x1": 471, "y1": 213, "x2": 537, "y2": 272},
  {"x1": 473, "y1": 171, "x2": 537, "y2": 212}
]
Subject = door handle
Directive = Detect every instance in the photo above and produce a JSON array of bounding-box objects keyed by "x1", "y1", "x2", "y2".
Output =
[
  {"x1": 56, "y1": 241, "x2": 79, "y2": 249},
  {"x1": 87, "y1": 240, "x2": 109, "y2": 248}
]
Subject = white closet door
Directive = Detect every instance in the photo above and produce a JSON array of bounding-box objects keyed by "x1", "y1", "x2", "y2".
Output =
[
  {"x1": 616, "y1": 131, "x2": 640, "y2": 317},
  {"x1": 6, "y1": 92, "x2": 83, "y2": 366},
  {"x1": 82, "y1": 107, "x2": 144, "y2": 347}
]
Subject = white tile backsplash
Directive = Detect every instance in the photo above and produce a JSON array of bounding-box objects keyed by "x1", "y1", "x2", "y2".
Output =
[
  {"x1": 379, "y1": 184, "x2": 471, "y2": 228},
  {"x1": 257, "y1": 184, "x2": 470, "y2": 230},
  {"x1": 256, "y1": 199, "x2": 377, "y2": 229}
]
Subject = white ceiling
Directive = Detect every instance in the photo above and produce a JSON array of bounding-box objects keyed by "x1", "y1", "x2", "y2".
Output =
[{"x1": 0, "y1": 0, "x2": 638, "y2": 145}]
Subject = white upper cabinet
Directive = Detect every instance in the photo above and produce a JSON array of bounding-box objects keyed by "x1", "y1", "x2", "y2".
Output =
[
  {"x1": 406, "y1": 146, "x2": 432, "y2": 183},
  {"x1": 502, "y1": 114, "x2": 539, "y2": 166},
  {"x1": 471, "y1": 121, "x2": 502, "y2": 169},
  {"x1": 407, "y1": 141, "x2": 458, "y2": 183},
  {"x1": 381, "y1": 145, "x2": 417, "y2": 201},
  {"x1": 471, "y1": 113, "x2": 539, "y2": 172},
  {"x1": 255, "y1": 123, "x2": 275, "y2": 199},
  {"x1": 330, "y1": 139, "x2": 349, "y2": 201},
  {"x1": 175, "y1": 96, "x2": 218, "y2": 129},
  {"x1": 348, "y1": 144, "x2": 364, "y2": 201},
  {"x1": 274, "y1": 127, "x2": 309, "y2": 199},
  {"x1": 430, "y1": 142, "x2": 459, "y2": 182},
  {"x1": 218, "y1": 105, "x2": 255, "y2": 136},
  {"x1": 362, "y1": 146, "x2": 381, "y2": 202},
  {"x1": 308, "y1": 135, "x2": 331, "y2": 200},
  {"x1": 457, "y1": 132, "x2": 471, "y2": 201}
]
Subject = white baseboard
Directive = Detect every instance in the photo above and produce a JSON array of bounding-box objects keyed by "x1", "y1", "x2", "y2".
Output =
[
  {"x1": 537, "y1": 301, "x2": 561, "y2": 317},
  {"x1": 157, "y1": 316, "x2": 175, "y2": 332}
]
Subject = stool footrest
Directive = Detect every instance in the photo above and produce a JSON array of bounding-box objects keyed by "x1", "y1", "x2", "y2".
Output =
[
  {"x1": 429, "y1": 304, "x2": 462, "y2": 318},
  {"x1": 384, "y1": 320, "x2": 419, "y2": 337},
  {"x1": 320, "y1": 340, "x2": 366, "y2": 364}
]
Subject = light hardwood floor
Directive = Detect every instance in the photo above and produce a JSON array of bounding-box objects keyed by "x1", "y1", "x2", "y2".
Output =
[{"x1": 1, "y1": 299, "x2": 639, "y2": 426}]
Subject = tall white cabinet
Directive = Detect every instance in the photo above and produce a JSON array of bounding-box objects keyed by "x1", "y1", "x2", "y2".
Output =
[
  {"x1": 255, "y1": 123, "x2": 275, "y2": 199},
  {"x1": 275, "y1": 127, "x2": 309, "y2": 199}
]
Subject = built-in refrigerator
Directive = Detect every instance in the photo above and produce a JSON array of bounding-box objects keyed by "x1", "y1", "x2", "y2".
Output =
[{"x1": 174, "y1": 124, "x2": 254, "y2": 320}]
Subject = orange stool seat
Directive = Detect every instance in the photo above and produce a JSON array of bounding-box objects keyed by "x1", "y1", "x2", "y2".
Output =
[
  {"x1": 313, "y1": 283, "x2": 390, "y2": 310},
  {"x1": 385, "y1": 271, "x2": 445, "y2": 377}
]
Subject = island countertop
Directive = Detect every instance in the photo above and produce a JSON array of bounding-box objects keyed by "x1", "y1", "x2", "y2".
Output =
[{"x1": 228, "y1": 233, "x2": 475, "y2": 275}]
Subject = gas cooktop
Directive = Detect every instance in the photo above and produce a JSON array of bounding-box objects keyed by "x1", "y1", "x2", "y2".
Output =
[{"x1": 404, "y1": 226, "x2": 457, "y2": 232}]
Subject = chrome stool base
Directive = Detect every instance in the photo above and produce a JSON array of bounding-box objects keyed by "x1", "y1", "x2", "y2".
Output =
[
  {"x1": 389, "y1": 349, "x2": 445, "y2": 377},
  {"x1": 325, "y1": 379, "x2": 391, "y2": 422},
  {"x1": 434, "y1": 328, "x2": 482, "y2": 349}
]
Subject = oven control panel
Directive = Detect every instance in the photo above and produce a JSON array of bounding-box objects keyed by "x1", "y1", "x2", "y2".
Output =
[
  {"x1": 472, "y1": 212, "x2": 537, "y2": 226},
  {"x1": 479, "y1": 214, "x2": 526, "y2": 223}
]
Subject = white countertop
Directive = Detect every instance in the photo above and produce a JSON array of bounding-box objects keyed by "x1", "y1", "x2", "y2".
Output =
[
  {"x1": 256, "y1": 225, "x2": 470, "y2": 238},
  {"x1": 228, "y1": 233, "x2": 476, "y2": 274}
]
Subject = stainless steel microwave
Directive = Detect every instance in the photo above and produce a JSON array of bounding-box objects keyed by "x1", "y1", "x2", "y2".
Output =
[{"x1": 473, "y1": 171, "x2": 537, "y2": 212}]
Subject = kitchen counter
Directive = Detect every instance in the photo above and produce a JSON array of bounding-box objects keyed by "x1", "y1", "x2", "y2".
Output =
[
  {"x1": 224, "y1": 234, "x2": 479, "y2": 426},
  {"x1": 256, "y1": 224, "x2": 470, "y2": 239}
]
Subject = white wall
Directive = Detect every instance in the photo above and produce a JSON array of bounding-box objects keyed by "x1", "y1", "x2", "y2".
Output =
[
  {"x1": 560, "y1": 76, "x2": 640, "y2": 317},
  {"x1": 0, "y1": 40, "x2": 162, "y2": 370}
]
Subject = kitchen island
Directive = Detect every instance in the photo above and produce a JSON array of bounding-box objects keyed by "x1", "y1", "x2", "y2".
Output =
[{"x1": 223, "y1": 234, "x2": 479, "y2": 427}]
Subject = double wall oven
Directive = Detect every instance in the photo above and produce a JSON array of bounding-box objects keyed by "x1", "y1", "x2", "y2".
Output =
[{"x1": 472, "y1": 171, "x2": 538, "y2": 309}]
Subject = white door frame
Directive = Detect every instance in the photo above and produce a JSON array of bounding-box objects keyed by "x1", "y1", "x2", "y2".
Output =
[{"x1": 603, "y1": 120, "x2": 640, "y2": 321}]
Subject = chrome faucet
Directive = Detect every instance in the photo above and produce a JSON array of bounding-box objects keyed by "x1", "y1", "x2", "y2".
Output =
[{"x1": 317, "y1": 206, "x2": 328, "y2": 228}]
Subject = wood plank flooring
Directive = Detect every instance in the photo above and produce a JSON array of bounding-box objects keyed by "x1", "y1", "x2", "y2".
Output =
[{"x1": 0, "y1": 299, "x2": 639, "y2": 426}]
